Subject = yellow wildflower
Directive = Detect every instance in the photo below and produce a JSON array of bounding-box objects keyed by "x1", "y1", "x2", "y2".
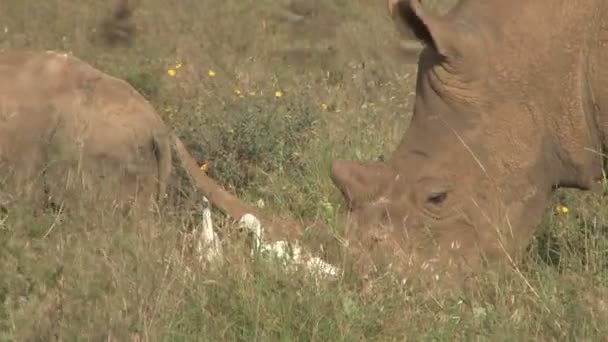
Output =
[
  {"x1": 167, "y1": 69, "x2": 176, "y2": 77},
  {"x1": 275, "y1": 90, "x2": 283, "y2": 98},
  {"x1": 556, "y1": 205, "x2": 569, "y2": 214},
  {"x1": 200, "y1": 163, "x2": 208, "y2": 172},
  {"x1": 175, "y1": 62, "x2": 183, "y2": 69},
  {"x1": 208, "y1": 70, "x2": 216, "y2": 77}
]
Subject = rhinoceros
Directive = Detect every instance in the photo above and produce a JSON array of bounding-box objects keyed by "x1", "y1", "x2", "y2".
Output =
[
  {"x1": 0, "y1": 49, "x2": 261, "y2": 224},
  {"x1": 328, "y1": 0, "x2": 608, "y2": 278}
]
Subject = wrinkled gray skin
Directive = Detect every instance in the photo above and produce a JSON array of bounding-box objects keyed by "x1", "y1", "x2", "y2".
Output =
[{"x1": 330, "y1": 0, "x2": 608, "y2": 276}]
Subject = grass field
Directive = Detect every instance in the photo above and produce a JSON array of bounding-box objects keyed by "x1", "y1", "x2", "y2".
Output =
[{"x1": 2, "y1": 0, "x2": 608, "y2": 340}]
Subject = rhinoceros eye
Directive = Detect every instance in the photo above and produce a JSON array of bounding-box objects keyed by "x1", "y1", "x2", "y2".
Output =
[{"x1": 427, "y1": 191, "x2": 448, "y2": 205}]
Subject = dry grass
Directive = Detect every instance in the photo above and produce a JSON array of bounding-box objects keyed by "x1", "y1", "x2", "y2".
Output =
[{"x1": 1, "y1": 0, "x2": 607, "y2": 340}]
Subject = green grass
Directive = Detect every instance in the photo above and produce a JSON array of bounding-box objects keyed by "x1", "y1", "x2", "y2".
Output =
[{"x1": 1, "y1": 0, "x2": 608, "y2": 340}]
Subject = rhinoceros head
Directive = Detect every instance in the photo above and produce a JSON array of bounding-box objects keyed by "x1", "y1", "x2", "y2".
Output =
[{"x1": 331, "y1": 0, "x2": 564, "y2": 276}]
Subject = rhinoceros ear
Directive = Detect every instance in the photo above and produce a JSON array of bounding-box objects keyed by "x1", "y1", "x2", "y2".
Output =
[{"x1": 388, "y1": 0, "x2": 463, "y2": 60}]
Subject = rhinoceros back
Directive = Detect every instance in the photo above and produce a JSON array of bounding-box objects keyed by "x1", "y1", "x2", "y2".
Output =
[{"x1": 0, "y1": 49, "x2": 172, "y2": 211}]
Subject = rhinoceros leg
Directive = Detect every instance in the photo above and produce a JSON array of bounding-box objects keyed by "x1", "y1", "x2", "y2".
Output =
[{"x1": 0, "y1": 122, "x2": 50, "y2": 213}]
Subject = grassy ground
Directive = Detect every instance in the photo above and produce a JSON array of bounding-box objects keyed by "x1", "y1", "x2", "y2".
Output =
[{"x1": 1, "y1": 0, "x2": 608, "y2": 340}]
